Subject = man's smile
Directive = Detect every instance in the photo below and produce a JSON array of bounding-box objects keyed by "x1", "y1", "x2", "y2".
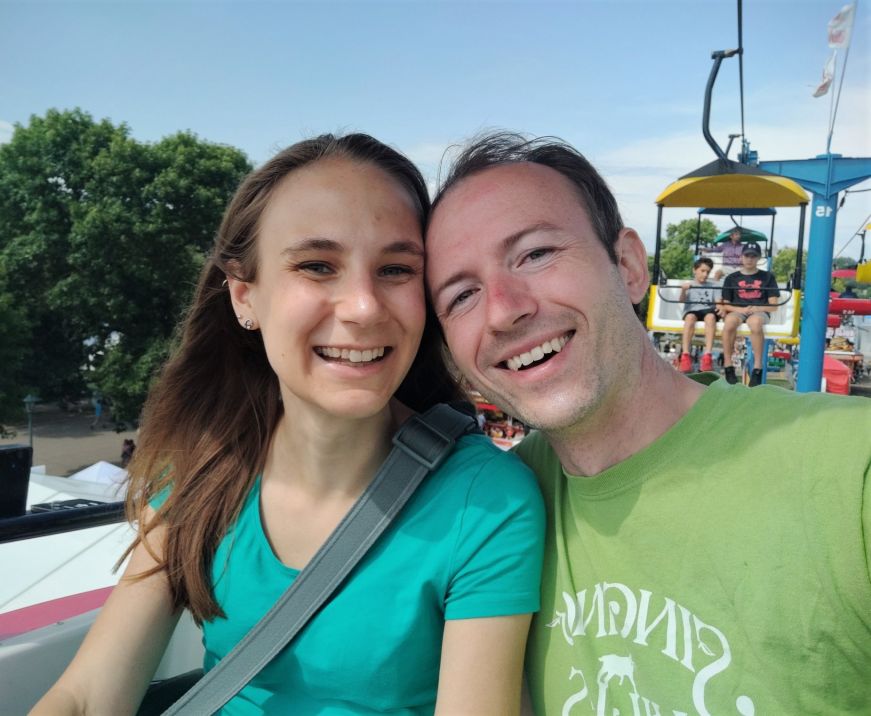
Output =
[{"x1": 502, "y1": 332, "x2": 574, "y2": 371}]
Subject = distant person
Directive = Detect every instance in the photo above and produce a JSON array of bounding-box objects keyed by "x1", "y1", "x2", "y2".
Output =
[
  {"x1": 840, "y1": 285, "x2": 858, "y2": 298},
  {"x1": 717, "y1": 241, "x2": 780, "y2": 386},
  {"x1": 89, "y1": 396, "x2": 103, "y2": 430},
  {"x1": 120, "y1": 439, "x2": 135, "y2": 468},
  {"x1": 33, "y1": 134, "x2": 543, "y2": 714},
  {"x1": 678, "y1": 257, "x2": 719, "y2": 373},
  {"x1": 703, "y1": 226, "x2": 745, "y2": 273}
]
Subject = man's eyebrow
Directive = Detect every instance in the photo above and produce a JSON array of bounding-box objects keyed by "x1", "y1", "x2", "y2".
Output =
[{"x1": 430, "y1": 222, "x2": 559, "y2": 299}]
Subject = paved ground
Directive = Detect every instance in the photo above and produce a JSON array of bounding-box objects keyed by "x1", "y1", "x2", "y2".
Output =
[{"x1": 0, "y1": 405, "x2": 137, "y2": 477}]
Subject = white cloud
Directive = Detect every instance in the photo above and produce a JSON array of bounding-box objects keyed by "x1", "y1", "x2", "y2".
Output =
[{"x1": 592, "y1": 84, "x2": 871, "y2": 258}]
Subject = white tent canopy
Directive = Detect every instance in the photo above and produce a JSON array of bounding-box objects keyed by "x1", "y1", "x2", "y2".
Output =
[{"x1": 67, "y1": 460, "x2": 127, "y2": 485}]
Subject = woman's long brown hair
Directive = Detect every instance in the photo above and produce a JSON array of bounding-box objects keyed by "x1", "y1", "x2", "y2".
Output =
[{"x1": 121, "y1": 134, "x2": 464, "y2": 623}]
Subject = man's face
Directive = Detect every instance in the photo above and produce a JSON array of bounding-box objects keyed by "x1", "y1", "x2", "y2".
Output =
[{"x1": 426, "y1": 162, "x2": 647, "y2": 433}]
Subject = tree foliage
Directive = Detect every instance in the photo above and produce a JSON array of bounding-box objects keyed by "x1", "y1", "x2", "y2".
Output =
[
  {"x1": 770, "y1": 247, "x2": 807, "y2": 285},
  {"x1": 658, "y1": 218, "x2": 719, "y2": 280},
  {"x1": 0, "y1": 109, "x2": 252, "y2": 421}
]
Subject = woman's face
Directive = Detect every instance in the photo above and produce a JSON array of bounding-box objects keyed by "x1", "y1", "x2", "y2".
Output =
[{"x1": 230, "y1": 158, "x2": 425, "y2": 421}]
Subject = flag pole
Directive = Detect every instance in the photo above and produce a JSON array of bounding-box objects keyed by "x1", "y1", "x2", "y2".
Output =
[{"x1": 827, "y1": 0, "x2": 858, "y2": 154}]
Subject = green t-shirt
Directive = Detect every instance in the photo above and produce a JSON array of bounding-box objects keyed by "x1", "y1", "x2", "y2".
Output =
[
  {"x1": 199, "y1": 434, "x2": 543, "y2": 715},
  {"x1": 516, "y1": 380, "x2": 871, "y2": 715}
]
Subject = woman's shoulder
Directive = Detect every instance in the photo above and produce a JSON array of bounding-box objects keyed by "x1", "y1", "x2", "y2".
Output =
[{"x1": 429, "y1": 433, "x2": 542, "y2": 505}]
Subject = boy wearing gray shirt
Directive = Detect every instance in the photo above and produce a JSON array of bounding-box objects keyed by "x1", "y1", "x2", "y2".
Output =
[{"x1": 678, "y1": 257, "x2": 720, "y2": 372}]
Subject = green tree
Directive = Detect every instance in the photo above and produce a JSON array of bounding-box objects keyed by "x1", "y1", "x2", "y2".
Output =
[
  {"x1": 657, "y1": 218, "x2": 719, "y2": 280},
  {"x1": 0, "y1": 109, "x2": 129, "y2": 405},
  {"x1": 0, "y1": 280, "x2": 30, "y2": 421},
  {"x1": 770, "y1": 247, "x2": 807, "y2": 285},
  {"x1": 0, "y1": 109, "x2": 252, "y2": 422}
]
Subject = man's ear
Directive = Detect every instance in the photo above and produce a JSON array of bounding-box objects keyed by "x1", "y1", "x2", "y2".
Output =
[{"x1": 614, "y1": 228, "x2": 649, "y2": 305}]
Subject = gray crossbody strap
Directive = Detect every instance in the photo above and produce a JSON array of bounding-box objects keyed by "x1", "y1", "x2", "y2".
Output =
[{"x1": 162, "y1": 403, "x2": 477, "y2": 715}]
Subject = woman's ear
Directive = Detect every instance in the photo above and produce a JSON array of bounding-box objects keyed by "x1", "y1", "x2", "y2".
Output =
[
  {"x1": 226, "y1": 261, "x2": 257, "y2": 329},
  {"x1": 614, "y1": 228, "x2": 650, "y2": 305}
]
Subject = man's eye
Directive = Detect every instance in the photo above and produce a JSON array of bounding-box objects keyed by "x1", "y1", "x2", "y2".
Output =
[
  {"x1": 524, "y1": 247, "x2": 553, "y2": 263},
  {"x1": 448, "y1": 288, "x2": 477, "y2": 312}
]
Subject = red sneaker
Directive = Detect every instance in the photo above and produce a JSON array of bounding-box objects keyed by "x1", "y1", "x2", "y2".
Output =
[
  {"x1": 679, "y1": 353, "x2": 693, "y2": 373},
  {"x1": 700, "y1": 353, "x2": 713, "y2": 371}
]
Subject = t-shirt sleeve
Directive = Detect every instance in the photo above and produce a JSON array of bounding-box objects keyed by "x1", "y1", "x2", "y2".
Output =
[
  {"x1": 721, "y1": 275, "x2": 735, "y2": 303},
  {"x1": 443, "y1": 447, "x2": 545, "y2": 620},
  {"x1": 149, "y1": 484, "x2": 171, "y2": 511},
  {"x1": 765, "y1": 271, "x2": 781, "y2": 301},
  {"x1": 863, "y1": 460, "x2": 871, "y2": 589}
]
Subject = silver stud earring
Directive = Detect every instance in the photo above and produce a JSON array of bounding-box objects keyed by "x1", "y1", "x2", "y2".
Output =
[{"x1": 244, "y1": 319, "x2": 254, "y2": 330}]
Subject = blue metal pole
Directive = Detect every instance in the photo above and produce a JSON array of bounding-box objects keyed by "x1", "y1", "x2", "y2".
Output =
[
  {"x1": 796, "y1": 192, "x2": 839, "y2": 392},
  {"x1": 745, "y1": 338, "x2": 753, "y2": 385},
  {"x1": 761, "y1": 338, "x2": 772, "y2": 384}
]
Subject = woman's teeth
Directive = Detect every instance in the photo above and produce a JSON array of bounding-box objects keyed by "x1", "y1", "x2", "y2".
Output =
[{"x1": 315, "y1": 346, "x2": 387, "y2": 363}]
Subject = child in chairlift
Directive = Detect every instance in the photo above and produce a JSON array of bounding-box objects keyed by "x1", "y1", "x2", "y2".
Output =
[{"x1": 678, "y1": 257, "x2": 720, "y2": 373}]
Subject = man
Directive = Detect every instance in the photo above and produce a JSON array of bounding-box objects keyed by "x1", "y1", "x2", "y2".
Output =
[
  {"x1": 717, "y1": 241, "x2": 779, "y2": 386},
  {"x1": 426, "y1": 133, "x2": 871, "y2": 715},
  {"x1": 702, "y1": 226, "x2": 745, "y2": 274}
]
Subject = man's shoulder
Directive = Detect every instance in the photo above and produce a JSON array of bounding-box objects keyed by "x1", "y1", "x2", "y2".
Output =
[
  {"x1": 514, "y1": 430, "x2": 561, "y2": 481},
  {"x1": 716, "y1": 382, "x2": 870, "y2": 432}
]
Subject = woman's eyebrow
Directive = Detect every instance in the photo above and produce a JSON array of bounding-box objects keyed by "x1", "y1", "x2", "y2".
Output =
[
  {"x1": 383, "y1": 240, "x2": 424, "y2": 257},
  {"x1": 281, "y1": 237, "x2": 342, "y2": 256}
]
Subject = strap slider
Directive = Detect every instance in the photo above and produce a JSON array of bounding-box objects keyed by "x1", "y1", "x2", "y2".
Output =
[{"x1": 391, "y1": 414, "x2": 455, "y2": 471}]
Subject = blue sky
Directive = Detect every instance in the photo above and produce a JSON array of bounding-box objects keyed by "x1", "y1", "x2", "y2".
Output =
[{"x1": 2, "y1": 0, "x2": 869, "y2": 256}]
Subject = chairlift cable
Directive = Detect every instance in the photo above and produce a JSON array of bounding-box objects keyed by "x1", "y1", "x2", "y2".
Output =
[
  {"x1": 737, "y1": 0, "x2": 746, "y2": 143},
  {"x1": 834, "y1": 212, "x2": 871, "y2": 258}
]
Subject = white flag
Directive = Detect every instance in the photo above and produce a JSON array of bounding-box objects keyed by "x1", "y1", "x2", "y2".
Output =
[
  {"x1": 813, "y1": 51, "x2": 837, "y2": 97},
  {"x1": 828, "y1": 3, "x2": 855, "y2": 49}
]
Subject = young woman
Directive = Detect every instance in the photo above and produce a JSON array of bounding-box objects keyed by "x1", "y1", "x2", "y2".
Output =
[{"x1": 32, "y1": 134, "x2": 544, "y2": 715}]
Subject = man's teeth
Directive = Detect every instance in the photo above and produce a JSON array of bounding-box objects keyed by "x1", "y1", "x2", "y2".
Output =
[
  {"x1": 315, "y1": 347, "x2": 386, "y2": 363},
  {"x1": 506, "y1": 335, "x2": 568, "y2": 372}
]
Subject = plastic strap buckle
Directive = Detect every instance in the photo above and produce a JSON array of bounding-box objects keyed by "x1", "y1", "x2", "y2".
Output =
[{"x1": 391, "y1": 414, "x2": 454, "y2": 471}]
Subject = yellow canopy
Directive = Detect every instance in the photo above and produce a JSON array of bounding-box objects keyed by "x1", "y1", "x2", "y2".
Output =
[
  {"x1": 656, "y1": 173, "x2": 808, "y2": 208},
  {"x1": 857, "y1": 261, "x2": 871, "y2": 284},
  {"x1": 656, "y1": 159, "x2": 808, "y2": 208}
]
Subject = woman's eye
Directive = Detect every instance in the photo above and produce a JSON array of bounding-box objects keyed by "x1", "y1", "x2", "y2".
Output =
[
  {"x1": 380, "y1": 264, "x2": 415, "y2": 278},
  {"x1": 297, "y1": 262, "x2": 334, "y2": 275}
]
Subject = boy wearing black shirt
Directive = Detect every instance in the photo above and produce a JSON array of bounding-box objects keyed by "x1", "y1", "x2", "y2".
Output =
[{"x1": 717, "y1": 241, "x2": 780, "y2": 386}]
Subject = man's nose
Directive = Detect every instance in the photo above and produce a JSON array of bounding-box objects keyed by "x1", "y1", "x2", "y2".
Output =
[{"x1": 484, "y1": 273, "x2": 536, "y2": 333}]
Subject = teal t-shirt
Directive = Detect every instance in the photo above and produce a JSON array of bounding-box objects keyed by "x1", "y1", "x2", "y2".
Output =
[
  {"x1": 518, "y1": 380, "x2": 871, "y2": 715},
  {"x1": 194, "y1": 433, "x2": 543, "y2": 715}
]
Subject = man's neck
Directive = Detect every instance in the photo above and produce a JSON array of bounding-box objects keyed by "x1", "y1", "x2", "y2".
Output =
[{"x1": 545, "y1": 341, "x2": 705, "y2": 477}]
